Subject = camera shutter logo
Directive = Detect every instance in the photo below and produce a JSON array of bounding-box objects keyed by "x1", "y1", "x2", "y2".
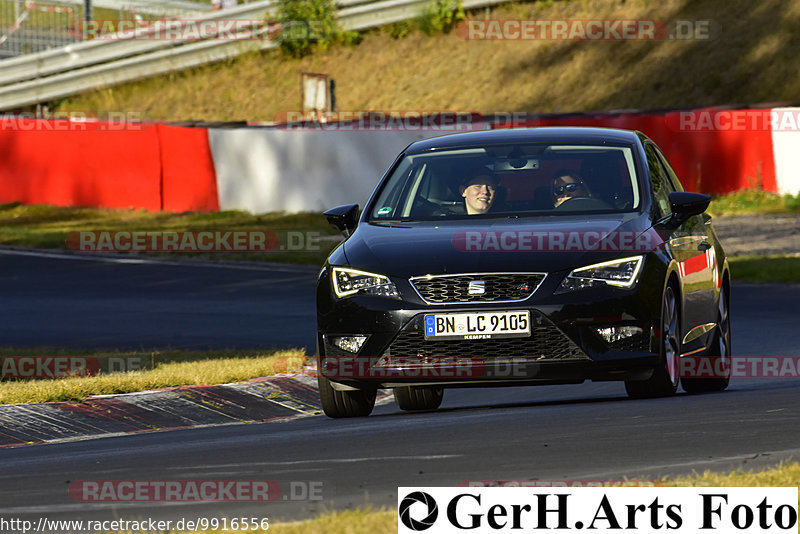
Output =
[{"x1": 399, "y1": 491, "x2": 439, "y2": 531}]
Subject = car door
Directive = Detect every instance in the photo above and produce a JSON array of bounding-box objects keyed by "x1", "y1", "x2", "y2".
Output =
[{"x1": 645, "y1": 143, "x2": 716, "y2": 340}]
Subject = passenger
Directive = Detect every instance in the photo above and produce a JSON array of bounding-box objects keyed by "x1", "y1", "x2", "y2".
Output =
[
  {"x1": 460, "y1": 171, "x2": 498, "y2": 215},
  {"x1": 552, "y1": 170, "x2": 591, "y2": 207}
]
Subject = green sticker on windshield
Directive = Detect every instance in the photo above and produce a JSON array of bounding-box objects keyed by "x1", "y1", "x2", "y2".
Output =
[{"x1": 377, "y1": 206, "x2": 393, "y2": 215}]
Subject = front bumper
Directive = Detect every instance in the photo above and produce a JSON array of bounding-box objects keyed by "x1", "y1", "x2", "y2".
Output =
[
  {"x1": 317, "y1": 259, "x2": 669, "y2": 389},
  {"x1": 318, "y1": 299, "x2": 660, "y2": 390}
]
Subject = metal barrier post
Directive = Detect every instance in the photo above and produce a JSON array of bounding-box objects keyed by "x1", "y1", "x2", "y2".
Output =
[{"x1": 83, "y1": 0, "x2": 90, "y2": 39}]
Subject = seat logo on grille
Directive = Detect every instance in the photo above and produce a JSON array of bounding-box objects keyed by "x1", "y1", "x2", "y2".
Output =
[{"x1": 467, "y1": 280, "x2": 486, "y2": 295}]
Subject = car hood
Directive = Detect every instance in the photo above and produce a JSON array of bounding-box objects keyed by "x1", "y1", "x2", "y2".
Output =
[{"x1": 340, "y1": 213, "x2": 658, "y2": 278}]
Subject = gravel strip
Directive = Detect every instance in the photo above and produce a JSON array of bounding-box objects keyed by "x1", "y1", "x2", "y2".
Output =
[{"x1": 713, "y1": 214, "x2": 800, "y2": 256}]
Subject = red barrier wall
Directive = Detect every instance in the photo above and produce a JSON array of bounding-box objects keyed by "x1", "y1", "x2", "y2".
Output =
[
  {"x1": 157, "y1": 124, "x2": 219, "y2": 212},
  {"x1": 494, "y1": 108, "x2": 776, "y2": 195},
  {"x1": 0, "y1": 119, "x2": 162, "y2": 210},
  {"x1": 0, "y1": 119, "x2": 218, "y2": 212}
]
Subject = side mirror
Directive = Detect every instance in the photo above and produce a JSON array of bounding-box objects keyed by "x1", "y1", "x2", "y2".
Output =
[
  {"x1": 669, "y1": 191, "x2": 711, "y2": 218},
  {"x1": 324, "y1": 204, "x2": 359, "y2": 237}
]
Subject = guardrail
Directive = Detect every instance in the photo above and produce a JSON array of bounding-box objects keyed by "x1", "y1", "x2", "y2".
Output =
[
  {"x1": 89, "y1": 0, "x2": 214, "y2": 14},
  {"x1": 0, "y1": 0, "x2": 212, "y2": 61},
  {"x1": 0, "y1": 0, "x2": 508, "y2": 111},
  {"x1": 0, "y1": 1, "x2": 277, "y2": 86},
  {"x1": 54, "y1": 0, "x2": 213, "y2": 15}
]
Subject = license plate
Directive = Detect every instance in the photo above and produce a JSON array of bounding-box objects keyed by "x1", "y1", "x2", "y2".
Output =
[{"x1": 424, "y1": 311, "x2": 531, "y2": 340}]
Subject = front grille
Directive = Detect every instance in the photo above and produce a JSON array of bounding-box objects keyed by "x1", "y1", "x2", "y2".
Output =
[
  {"x1": 383, "y1": 311, "x2": 590, "y2": 362},
  {"x1": 410, "y1": 273, "x2": 546, "y2": 304}
]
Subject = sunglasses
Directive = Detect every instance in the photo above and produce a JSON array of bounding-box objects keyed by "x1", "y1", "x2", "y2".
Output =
[{"x1": 553, "y1": 182, "x2": 585, "y2": 196}]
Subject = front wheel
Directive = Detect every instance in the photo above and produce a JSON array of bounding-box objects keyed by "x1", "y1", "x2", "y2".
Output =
[
  {"x1": 318, "y1": 375, "x2": 376, "y2": 418},
  {"x1": 626, "y1": 284, "x2": 681, "y2": 399},
  {"x1": 393, "y1": 386, "x2": 444, "y2": 411},
  {"x1": 682, "y1": 281, "x2": 731, "y2": 393}
]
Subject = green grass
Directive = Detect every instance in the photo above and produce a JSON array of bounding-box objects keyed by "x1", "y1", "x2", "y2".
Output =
[
  {"x1": 269, "y1": 508, "x2": 396, "y2": 534},
  {"x1": 728, "y1": 255, "x2": 800, "y2": 284},
  {"x1": 709, "y1": 191, "x2": 800, "y2": 217},
  {"x1": 56, "y1": 0, "x2": 800, "y2": 122},
  {"x1": 0, "y1": 347, "x2": 310, "y2": 404},
  {"x1": 0, "y1": 202, "x2": 340, "y2": 265},
  {"x1": 670, "y1": 461, "x2": 800, "y2": 487}
]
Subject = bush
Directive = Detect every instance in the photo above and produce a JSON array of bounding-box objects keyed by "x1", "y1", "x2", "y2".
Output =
[
  {"x1": 417, "y1": 0, "x2": 465, "y2": 35},
  {"x1": 383, "y1": 20, "x2": 414, "y2": 39},
  {"x1": 274, "y1": 0, "x2": 360, "y2": 57}
]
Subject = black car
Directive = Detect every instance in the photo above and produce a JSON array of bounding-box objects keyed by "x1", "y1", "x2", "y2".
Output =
[{"x1": 316, "y1": 127, "x2": 731, "y2": 417}]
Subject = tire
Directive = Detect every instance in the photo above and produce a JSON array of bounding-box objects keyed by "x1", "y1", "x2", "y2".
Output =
[
  {"x1": 393, "y1": 386, "x2": 444, "y2": 412},
  {"x1": 318, "y1": 375, "x2": 376, "y2": 418},
  {"x1": 682, "y1": 280, "x2": 731, "y2": 393},
  {"x1": 625, "y1": 284, "x2": 681, "y2": 399}
]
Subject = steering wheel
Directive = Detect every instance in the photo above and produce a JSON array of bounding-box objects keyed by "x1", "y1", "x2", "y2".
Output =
[{"x1": 555, "y1": 196, "x2": 613, "y2": 210}]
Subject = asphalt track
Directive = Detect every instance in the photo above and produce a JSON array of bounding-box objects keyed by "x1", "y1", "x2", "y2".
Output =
[
  {"x1": 0, "y1": 250, "x2": 799, "y2": 529},
  {"x1": 0, "y1": 249, "x2": 319, "y2": 351}
]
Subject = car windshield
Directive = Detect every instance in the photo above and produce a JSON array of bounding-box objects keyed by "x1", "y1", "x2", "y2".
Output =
[{"x1": 368, "y1": 143, "x2": 640, "y2": 221}]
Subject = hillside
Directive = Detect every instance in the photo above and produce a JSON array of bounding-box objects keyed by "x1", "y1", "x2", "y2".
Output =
[{"x1": 59, "y1": 0, "x2": 800, "y2": 121}]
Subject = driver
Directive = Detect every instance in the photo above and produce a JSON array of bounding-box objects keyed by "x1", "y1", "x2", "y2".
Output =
[
  {"x1": 552, "y1": 170, "x2": 591, "y2": 207},
  {"x1": 460, "y1": 171, "x2": 498, "y2": 215}
]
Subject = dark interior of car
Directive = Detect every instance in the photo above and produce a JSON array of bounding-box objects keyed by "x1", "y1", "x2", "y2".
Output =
[{"x1": 409, "y1": 151, "x2": 635, "y2": 217}]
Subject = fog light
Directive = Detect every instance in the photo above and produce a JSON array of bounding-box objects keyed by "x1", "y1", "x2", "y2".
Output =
[
  {"x1": 332, "y1": 336, "x2": 367, "y2": 353},
  {"x1": 595, "y1": 326, "x2": 643, "y2": 344}
]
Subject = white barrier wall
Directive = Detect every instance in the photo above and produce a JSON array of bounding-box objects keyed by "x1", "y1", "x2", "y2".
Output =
[
  {"x1": 208, "y1": 128, "x2": 483, "y2": 213},
  {"x1": 771, "y1": 108, "x2": 800, "y2": 196}
]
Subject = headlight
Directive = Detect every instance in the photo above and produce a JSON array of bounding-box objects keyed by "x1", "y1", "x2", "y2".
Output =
[
  {"x1": 557, "y1": 255, "x2": 644, "y2": 293},
  {"x1": 331, "y1": 267, "x2": 400, "y2": 299}
]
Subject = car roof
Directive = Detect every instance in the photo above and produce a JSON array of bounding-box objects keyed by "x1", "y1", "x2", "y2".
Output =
[{"x1": 404, "y1": 126, "x2": 644, "y2": 154}]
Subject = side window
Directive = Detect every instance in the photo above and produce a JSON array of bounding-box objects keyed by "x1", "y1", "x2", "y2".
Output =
[
  {"x1": 371, "y1": 159, "x2": 418, "y2": 218},
  {"x1": 398, "y1": 164, "x2": 427, "y2": 217},
  {"x1": 645, "y1": 143, "x2": 676, "y2": 219},
  {"x1": 654, "y1": 146, "x2": 685, "y2": 192}
]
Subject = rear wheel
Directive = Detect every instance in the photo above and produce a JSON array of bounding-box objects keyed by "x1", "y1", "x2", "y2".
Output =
[
  {"x1": 318, "y1": 375, "x2": 376, "y2": 418},
  {"x1": 626, "y1": 284, "x2": 681, "y2": 399},
  {"x1": 682, "y1": 281, "x2": 731, "y2": 393},
  {"x1": 393, "y1": 386, "x2": 444, "y2": 412}
]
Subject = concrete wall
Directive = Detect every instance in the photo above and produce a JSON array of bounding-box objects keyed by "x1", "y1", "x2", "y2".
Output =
[
  {"x1": 208, "y1": 128, "x2": 465, "y2": 213},
  {"x1": 771, "y1": 108, "x2": 800, "y2": 195}
]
